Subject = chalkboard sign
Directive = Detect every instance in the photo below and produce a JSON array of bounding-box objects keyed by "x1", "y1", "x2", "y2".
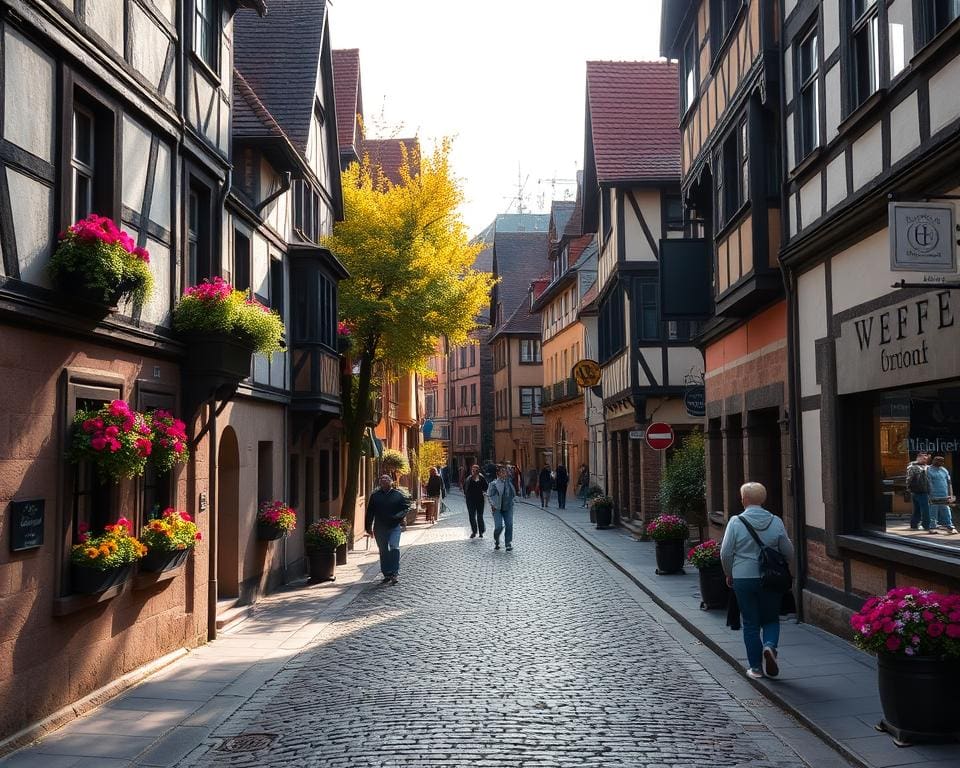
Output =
[{"x1": 10, "y1": 499, "x2": 44, "y2": 552}]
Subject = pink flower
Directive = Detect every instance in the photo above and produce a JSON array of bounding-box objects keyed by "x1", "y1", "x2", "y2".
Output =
[
  {"x1": 105, "y1": 425, "x2": 119, "y2": 438},
  {"x1": 91, "y1": 436, "x2": 107, "y2": 452},
  {"x1": 922, "y1": 610, "x2": 935, "y2": 622},
  {"x1": 81, "y1": 419, "x2": 98, "y2": 434},
  {"x1": 946, "y1": 624, "x2": 960, "y2": 639},
  {"x1": 133, "y1": 246, "x2": 150, "y2": 263},
  {"x1": 195, "y1": 531, "x2": 202, "y2": 541},
  {"x1": 180, "y1": 511, "x2": 192, "y2": 522},
  {"x1": 159, "y1": 438, "x2": 169, "y2": 448},
  {"x1": 173, "y1": 442, "x2": 185, "y2": 454},
  {"x1": 885, "y1": 636, "x2": 902, "y2": 651},
  {"x1": 135, "y1": 438, "x2": 152, "y2": 457},
  {"x1": 108, "y1": 438, "x2": 121, "y2": 452},
  {"x1": 108, "y1": 400, "x2": 130, "y2": 418},
  {"x1": 116, "y1": 517, "x2": 132, "y2": 532},
  {"x1": 928, "y1": 622, "x2": 945, "y2": 638}
]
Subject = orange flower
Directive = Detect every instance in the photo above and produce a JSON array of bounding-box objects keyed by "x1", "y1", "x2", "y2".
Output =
[
  {"x1": 98, "y1": 545, "x2": 111, "y2": 556},
  {"x1": 85, "y1": 547, "x2": 99, "y2": 559}
]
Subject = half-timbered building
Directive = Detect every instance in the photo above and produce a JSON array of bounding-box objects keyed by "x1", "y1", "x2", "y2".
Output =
[
  {"x1": 582, "y1": 60, "x2": 704, "y2": 530},
  {"x1": 780, "y1": 0, "x2": 960, "y2": 634},
  {"x1": 660, "y1": 1, "x2": 793, "y2": 544}
]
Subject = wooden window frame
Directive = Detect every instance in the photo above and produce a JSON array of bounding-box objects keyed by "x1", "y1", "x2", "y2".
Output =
[
  {"x1": 919, "y1": 0, "x2": 960, "y2": 47},
  {"x1": 192, "y1": 0, "x2": 220, "y2": 74},
  {"x1": 796, "y1": 25, "x2": 821, "y2": 162},
  {"x1": 848, "y1": 0, "x2": 882, "y2": 111},
  {"x1": 136, "y1": 382, "x2": 177, "y2": 524},
  {"x1": 186, "y1": 169, "x2": 216, "y2": 286}
]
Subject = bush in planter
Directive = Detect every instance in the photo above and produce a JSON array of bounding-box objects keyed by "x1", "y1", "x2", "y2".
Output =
[
  {"x1": 304, "y1": 519, "x2": 348, "y2": 551},
  {"x1": 71, "y1": 400, "x2": 154, "y2": 481},
  {"x1": 851, "y1": 587, "x2": 960, "y2": 657},
  {"x1": 687, "y1": 539, "x2": 721, "y2": 569},
  {"x1": 148, "y1": 410, "x2": 189, "y2": 473},
  {"x1": 658, "y1": 430, "x2": 706, "y2": 540},
  {"x1": 49, "y1": 214, "x2": 153, "y2": 305},
  {"x1": 257, "y1": 500, "x2": 297, "y2": 534},
  {"x1": 689, "y1": 539, "x2": 728, "y2": 609},
  {"x1": 381, "y1": 448, "x2": 410, "y2": 477},
  {"x1": 589, "y1": 494, "x2": 614, "y2": 526},
  {"x1": 173, "y1": 278, "x2": 285, "y2": 356}
]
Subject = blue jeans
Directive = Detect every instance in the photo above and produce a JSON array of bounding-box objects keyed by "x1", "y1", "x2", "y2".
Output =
[
  {"x1": 930, "y1": 504, "x2": 955, "y2": 529},
  {"x1": 910, "y1": 493, "x2": 929, "y2": 529},
  {"x1": 493, "y1": 507, "x2": 514, "y2": 546},
  {"x1": 732, "y1": 578, "x2": 781, "y2": 671},
  {"x1": 373, "y1": 524, "x2": 401, "y2": 577}
]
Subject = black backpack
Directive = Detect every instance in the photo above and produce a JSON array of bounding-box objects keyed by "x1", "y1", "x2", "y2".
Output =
[{"x1": 738, "y1": 517, "x2": 792, "y2": 593}]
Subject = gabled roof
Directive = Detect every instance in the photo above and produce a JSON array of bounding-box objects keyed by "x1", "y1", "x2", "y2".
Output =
[
  {"x1": 563, "y1": 172, "x2": 585, "y2": 240},
  {"x1": 494, "y1": 213, "x2": 550, "y2": 233},
  {"x1": 361, "y1": 138, "x2": 420, "y2": 186},
  {"x1": 332, "y1": 49, "x2": 363, "y2": 160},
  {"x1": 232, "y1": 69, "x2": 303, "y2": 171},
  {"x1": 472, "y1": 243, "x2": 493, "y2": 273},
  {"x1": 490, "y1": 231, "x2": 550, "y2": 334},
  {"x1": 489, "y1": 301, "x2": 540, "y2": 340},
  {"x1": 234, "y1": 0, "x2": 328, "y2": 155},
  {"x1": 584, "y1": 60, "x2": 680, "y2": 185}
]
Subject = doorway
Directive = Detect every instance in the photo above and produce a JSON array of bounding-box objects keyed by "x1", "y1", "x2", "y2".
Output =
[
  {"x1": 217, "y1": 426, "x2": 240, "y2": 600},
  {"x1": 747, "y1": 408, "x2": 784, "y2": 518}
]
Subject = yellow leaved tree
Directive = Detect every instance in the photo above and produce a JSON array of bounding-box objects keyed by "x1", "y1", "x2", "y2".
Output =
[{"x1": 323, "y1": 139, "x2": 493, "y2": 525}]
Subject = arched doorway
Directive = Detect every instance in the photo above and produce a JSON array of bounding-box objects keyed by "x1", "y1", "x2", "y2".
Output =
[{"x1": 217, "y1": 426, "x2": 240, "y2": 600}]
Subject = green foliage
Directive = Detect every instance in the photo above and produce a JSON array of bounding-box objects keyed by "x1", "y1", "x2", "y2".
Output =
[
  {"x1": 305, "y1": 519, "x2": 348, "y2": 551},
  {"x1": 381, "y1": 448, "x2": 410, "y2": 476},
  {"x1": 173, "y1": 280, "x2": 284, "y2": 356},
  {"x1": 49, "y1": 236, "x2": 153, "y2": 305},
  {"x1": 658, "y1": 430, "x2": 707, "y2": 526},
  {"x1": 71, "y1": 521, "x2": 146, "y2": 571}
]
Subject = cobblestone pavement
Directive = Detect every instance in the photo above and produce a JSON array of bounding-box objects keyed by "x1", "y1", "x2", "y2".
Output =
[{"x1": 179, "y1": 497, "x2": 833, "y2": 768}]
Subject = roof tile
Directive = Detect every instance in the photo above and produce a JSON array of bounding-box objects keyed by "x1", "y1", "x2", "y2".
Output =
[{"x1": 332, "y1": 49, "x2": 362, "y2": 156}]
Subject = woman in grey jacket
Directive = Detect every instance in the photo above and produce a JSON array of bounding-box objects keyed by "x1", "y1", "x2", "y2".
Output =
[{"x1": 720, "y1": 482, "x2": 795, "y2": 680}]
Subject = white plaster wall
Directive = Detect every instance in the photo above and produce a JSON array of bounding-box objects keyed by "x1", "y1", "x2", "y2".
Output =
[
  {"x1": 85, "y1": 0, "x2": 124, "y2": 54},
  {"x1": 3, "y1": 28, "x2": 54, "y2": 163},
  {"x1": 638, "y1": 347, "x2": 663, "y2": 388},
  {"x1": 797, "y1": 262, "x2": 826, "y2": 397},
  {"x1": 799, "y1": 172, "x2": 822, "y2": 230},
  {"x1": 122, "y1": 116, "x2": 151, "y2": 215},
  {"x1": 801, "y1": 409, "x2": 826, "y2": 528},
  {"x1": 825, "y1": 153, "x2": 846, "y2": 212},
  {"x1": 823, "y1": 0, "x2": 840, "y2": 56},
  {"x1": 890, "y1": 91, "x2": 921, "y2": 166},
  {"x1": 852, "y1": 122, "x2": 883, "y2": 191},
  {"x1": 930, "y1": 54, "x2": 960, "y2": 135},
  {"x1": 667, "y1": 347, "x2": 704, "y2": 388},
  {"x1": 624, "y1": 189, "x2": 660, "y2": 263},
  {"x1": 150, "y1": 140, "x2": 172, "y2": 232},
  {"x1": 130, "y1": 4, "x2": 169, "y2": 94},
  {"x1": 786, "y1": 113, "x2": 796, "y2": 172},
  {"x1": 825, "y1": 64, "x2": 842, "y2": 144},
  {"x1": 140, "y1": 238, "x2": 170, "y2": 327},
  {"x1": 253, "y1": 232, "x2": 269, "y2": 300}
]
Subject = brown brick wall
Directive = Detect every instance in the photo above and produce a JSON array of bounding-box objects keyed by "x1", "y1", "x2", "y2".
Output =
[
  {"x1": 707, "y1": 348, "x2": 787, "y2": 404},
  {"x1": 806, "y1": 539, "x2": 844, "y2": 591}
]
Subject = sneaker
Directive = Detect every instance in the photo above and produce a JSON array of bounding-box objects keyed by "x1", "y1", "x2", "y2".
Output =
[
  {"x1": 494, "y1": 541, "x2": 501, "y2": 550},
  {"x1": 506, "y1": 544, "x2": 513, "y2": 551},
  {"x1": 388, "y1": 575, "x2": 399, "y2": 586},
  {"x1": 948, "y1": 527, "x2": 959, "y2": 535},
  {"x1": 762, "y1": 647, "x2": 779, "y2": 678},
  {"x1": 479, "y1": 533, "x2": 484, "y2": 539},
  {"x1": 746, "y1": 667, "x2": 764, "y2": 680},
  {"x1": 928, "y1": 528, "x2": 940, "y2": 535}
]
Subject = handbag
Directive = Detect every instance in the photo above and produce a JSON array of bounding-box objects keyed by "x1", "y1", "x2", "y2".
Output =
[{"x1": 738, "y1": 517, "x2": 792, "y2": 593}]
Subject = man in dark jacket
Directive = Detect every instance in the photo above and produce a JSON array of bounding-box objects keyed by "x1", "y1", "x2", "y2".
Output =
[
  {"x1": 463, "y1": 464, "x2": 489, "y2": 539},
  {"x1": 538, "y1": 464, "x2": 554, "y2": 508},
  {"x1": 555, "y1": 464, "x2": 569, "y2": 509},
  {"x1": 364, "y1": 475, "x2": 410, "y2": 585}
]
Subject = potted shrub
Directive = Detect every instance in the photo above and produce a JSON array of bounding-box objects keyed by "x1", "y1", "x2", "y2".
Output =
[
  {"x1": 381, "y1": 448, "x2": 410, "y2": 480},
  {"x1": 70, "y1": 518, "x2": 146, "y2": 594},
  {"x1": 304, "y1": 518, "x2": 347, "y2": 583},
  {"x1": 646, "y1": 514, "x2": 688, "y2": 574},
  {"x1": 257, "y1": 500, "x2": 296, "y2": 541},
  {"x1": 139, "y1": 508, "x2": 201, "y2": 572},
  {"x1": 333, "y1": 518, "x2": 352, "y2": 565},
  {"x1": 173, "y1": 277, "x2": 285, "y2": 384},
  {"x1": 589, "y1": 494, "x2": 614, "y2": 529},
  {"x1": 148, "y1": 410, "x2": 189, "y2": 473},
  {"x1": 70, "y1": 400, "x2": 154, "y2": 482},
  {"x1": 658, "y1": 430, "x2": 707, "y2": 543},
  {"x1": 851, "y1": 587, "x2": 960, "y2": 745},
  {"x1": 48, "y1": 214, "x2": 153, "y2": 313},
  {"x1": 688, "y1": 539, "x2": 728, "y2": 609}
]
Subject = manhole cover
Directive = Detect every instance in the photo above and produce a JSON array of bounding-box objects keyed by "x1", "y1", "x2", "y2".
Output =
[{"x1": 218, "y1": 733, "x2": 278, "y2": 753}]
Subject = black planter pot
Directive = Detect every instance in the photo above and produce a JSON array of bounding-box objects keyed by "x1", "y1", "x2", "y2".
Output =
[
  {"x1": 335, "y1": 541, "x2": 348, "y2": 566},
  {"x1": 308, "y1": 548, "x2": 336, "y2": 583},
  {"x1": 70, "y1": 563, "x2": 133, "y2": 595},
  {"x1": 257, "y1": 522, "x2": 286, "y2": 541},
  {"x1": 697, "y1": 563, "x2": 729, "y2": 609},
  {"x1": 654, "y1": 538, "x2": 686, "y2": 574},
  {"x1": 595, "y1": 505, "x2": 613, "y2": 529},
  {"x1": 181, "y1": 334, "x2": 256, "y2": 416},
  {"x1": 876, "y1": 654, "x2": 960, "y2": 745},
  {"x1": 140, "y1": 548, "x2": 191, "y2": 573}
]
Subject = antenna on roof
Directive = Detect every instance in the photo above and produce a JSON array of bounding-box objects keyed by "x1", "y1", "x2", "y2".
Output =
[{"x1": 501, "y1": 163, "x2": 530, "y2": 214}]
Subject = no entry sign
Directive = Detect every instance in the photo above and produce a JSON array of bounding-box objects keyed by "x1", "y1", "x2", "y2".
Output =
[{"x1": 645, "y1": 422, "x2": 674, "y2": 451}]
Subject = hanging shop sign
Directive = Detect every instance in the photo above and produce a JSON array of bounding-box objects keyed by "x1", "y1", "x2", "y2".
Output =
[
  {"x1": 684, "y1": 386, "x2": 706, "y2": 418},
  {"x1": 836, "y1": 289, "x2": 960, "y2": 394},
  {"x1": 573, "y1": 359, "x2": 602, "y2": 388},
  {"x1": 10, "y1": 499, "x2": 44, "y2": 552},
  {"x1": 889, "y1": 203, "x2": 957, "y2": 273}
]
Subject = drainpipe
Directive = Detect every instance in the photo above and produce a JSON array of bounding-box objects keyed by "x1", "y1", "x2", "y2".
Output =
[
  {"x1": 206, "y1": 398, "x2": 219, "y2": 641},
  {"x1": 783, "y1": 266, "x2": 806, "y2": 624}
]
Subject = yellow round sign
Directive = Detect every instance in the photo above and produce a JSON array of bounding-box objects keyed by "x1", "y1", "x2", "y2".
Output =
[{"x1": 572, "y1": 359, "x2": 601, "y2": 387}]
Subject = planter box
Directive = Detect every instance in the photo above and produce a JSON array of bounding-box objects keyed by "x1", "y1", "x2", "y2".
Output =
[
  {"x1": 654, "y1": 539, "x2": 686, "y2": 575},
  {"x1": 140, "y1": 548, "x2": 191, "y2": 573},
  {"x1": 595, "y1": 506, "x2": 613, "y2": 529},
  {"x1": 70, "y1": 563, "x2": 133, "y2": 595},
  {"x1": 877, "y1": 654, "x2": 960, "y2": 745},
  {"x1": 335, "y1": 541, "x2": 348, "y2": 566},
  {"x1": 257, "y1": 522, "x2": 286, "y2": 541},
  {"x1": 307, "y1": 549, "x2": 336, "y2": 583},
  {"x1": 53, "y1": 271, "x2": 128, "y2": 319},
  {"x1": 181, "y1": 333, "x2": 255, "y2": 415}
]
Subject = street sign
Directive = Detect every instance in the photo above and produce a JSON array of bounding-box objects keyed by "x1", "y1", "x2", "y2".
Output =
[
  {"x1": 684, "y1": 386, "x2": 706, "y2": 418},
  {"x1": 628, "y1": 430, "x2": 645, "y2": 440},
  {"x1": 645, "y1": 422, "x2": 675, "y2": 451},
  {"x1": 573, "y1": 359, "x2": 602, "y2": 387},
  {"x1": 889, "y1": 202, "x2": 957, "y2": 273}
]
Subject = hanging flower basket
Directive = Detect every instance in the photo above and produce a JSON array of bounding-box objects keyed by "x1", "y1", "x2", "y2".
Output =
[
  {"x1": 148, "y1": 411, "x2": 190, "y2": 473},
  {"x1": 256, "y1": 500, "x2": 296, "y2": 541},
  {"x1": 70, "y1": 400, "x2": 154, "y2": 482}
]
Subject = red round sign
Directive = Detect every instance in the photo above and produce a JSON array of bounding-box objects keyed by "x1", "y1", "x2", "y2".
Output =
[{"x1": 645, "y1": 422, "x2": 675, "y2": 451}]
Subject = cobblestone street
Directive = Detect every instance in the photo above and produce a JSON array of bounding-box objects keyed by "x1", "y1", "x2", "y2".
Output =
[{"x1": 178, "y1": 495, "x2": 838, "y2": 768}]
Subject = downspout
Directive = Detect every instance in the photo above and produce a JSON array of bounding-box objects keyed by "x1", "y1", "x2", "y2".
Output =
[
  {"x1": 784, "y1": 266, "x2": 807, "y2": 624},
  {"x1": 206, "y1": 398, "x2": 219, "y2": 641}
]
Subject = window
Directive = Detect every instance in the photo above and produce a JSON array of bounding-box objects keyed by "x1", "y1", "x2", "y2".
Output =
[
  {"x1": 888, "y1": 2, "x2": 914, "y2": 77},
  {"x1": 667, "y1": 320, "x2": 701, "y2": 341},
  {"x1": 460, "y1": 347, "x2": 467, "y2": 368},
  {"x1": 471, "y1": 383, "x2": 477, "y2": 407},
  {"x1": 189, "y1": 180, "x2": 214, "y2": 283},
  {"x1": 470, "y1": 344, "x2": 476, "y2": 367},
  {"x1": 270, "y1": 258, "x2": 284, "y2": 316},
  {"x1": 471, "y1": 425, "x2": 478, "y2": 445},
  {"x1": 682, "y1": 31, "x2": 698, "y2": 112},
  {"x1": 712, "y1": 0, "x2": 743, "y2": 54},
  {"x1": 71, "y1": 106, "x2": 95, "y2": 221},
  {"x1": 193, "y1": 0, "x2": 217, "y2": 70},
  {"x1": 598, "y1": 284, "x2": 626, "y2": 362},
  {"x1": 664, "y1": 194, "x2": 684, "y2": 231},
  {"x1": 922, "y1": 0, "x2": 960, "y2": 44},
  {"x1": 798, "y1": 27, "x2": 820, "y2": 160},
  {"x1": 850, "y1": 0, "x2": 880, "y2": 109},
  {"x1": 450, "y1": 386, "x2": 456, "y2": 408},
  {"x1": 520, "y1": 339, "x2": 541, "y2": 364},
  {"x1": 69, "y1": 96, "x2": 115, "y2": 223},
  {"x1": 234, "y1": 230, "x2": 251, "y2": 293},
  {"x1": 719, "y1": 119, "x2": 748, "y2": 224},
  {"x1": 520, "y1": 387, "x2": 542, "y2": 416},
  {"x1": 293, "y1": 180, "x2": 323, "y2": 243},
  {"x1": 601, "y1": 190, "x2": 612, "y2": 238},
  {"x1": 460, "y1": 385, "x2": 467, "y2": 410},
  {"x1": 138, "y1": 389, "x2": 175, "y2": 521},
  {"x1": 290, "y1": 261, "x2": 337, "y2": 349},
  {"x1": 636, "y1": 280, "x2": 660, "y2": 342}
]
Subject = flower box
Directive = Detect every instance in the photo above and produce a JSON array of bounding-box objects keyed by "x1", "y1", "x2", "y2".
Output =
[
  {"x1": 70, "y1": 563, "x2": 133, "y2": 595},
  {"x1": 257, "y1": 522, "x2": 286, "y2": 541},
  {"x1": 183, "y1": 333, "x2": 255, "y2": 383},
  {"x1": 140, "y1": 547, "x2": 191, "y2": 573}
]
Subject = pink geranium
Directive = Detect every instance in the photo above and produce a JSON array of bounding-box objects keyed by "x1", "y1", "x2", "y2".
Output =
[
  {"x1": 70, "y1": 400, "x2": 154, "y2": 481},
  {"x1": 148, "y1": 410, "x2": 190, "y2": 473},
  {"x1": 851, "y1": 587, "x2": 960, "y2": 658}
]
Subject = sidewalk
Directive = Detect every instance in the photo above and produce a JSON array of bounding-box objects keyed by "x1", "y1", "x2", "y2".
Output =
[
  {"x1": 0, "y1": 523, "x2": 434, "y2": 768},
  {"x1": 521, "y1": 495, "x2": 960, "y2": 768}
]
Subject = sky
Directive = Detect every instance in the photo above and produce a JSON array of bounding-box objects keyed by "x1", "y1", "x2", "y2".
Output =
[{"x1": 328, "y1": 0, "x2": 665, "y2": 238}]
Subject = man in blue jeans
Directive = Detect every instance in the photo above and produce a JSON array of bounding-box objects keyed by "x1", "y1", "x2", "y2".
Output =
[
  {"x1": 720, "y1": 482, "x2": 795, "y2": 680},
  {"x1": 364, "y1": 475, "x2": 410, "y2": 585},
  {"x1": 487, "y1": 465, "x2": 517, "y2": 551},
  {"x1": 906, "y1": 452, "x2": 931, "y2": 531}
]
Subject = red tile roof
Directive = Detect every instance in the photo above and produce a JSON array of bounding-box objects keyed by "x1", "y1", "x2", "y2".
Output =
[
  {"x1": 586, "y1": 60, "x2": 680, "y2": 184},
  {"x1": 332, "y1": 49, "x2": 362, "y2": 157},
  {"x1": 361, "y1": 138, "x2": 420, "y2": 186}
]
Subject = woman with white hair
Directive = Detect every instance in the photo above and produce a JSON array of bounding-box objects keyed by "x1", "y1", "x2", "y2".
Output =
[{"x1": 720, "y1": 482, "x2": 795, "y2": 680}]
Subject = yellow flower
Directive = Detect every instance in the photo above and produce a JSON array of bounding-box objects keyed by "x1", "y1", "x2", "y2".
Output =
[
  {"x1": 85, "y1": 547, "x2": 99, "y2": 559},
  {"x1": 99, "y1": 545, "x2": 111, "y2": 557}
]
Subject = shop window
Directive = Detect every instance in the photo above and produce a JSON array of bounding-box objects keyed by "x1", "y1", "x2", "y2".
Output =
[{"x1": 849, "y1": 0, "x2": 881, "y2": 110}]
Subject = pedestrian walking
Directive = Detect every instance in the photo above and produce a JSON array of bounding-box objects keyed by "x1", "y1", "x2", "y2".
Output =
[
  {"x1": 538, "y1": 463, "x2": 554, "y2": 508},
  {"x1": 927, "y1": 456, "x2": 957, "y2": 534},
  {"x1": 463, "y1": 464, "x2": 488, "y2": 539},
  {"x1": 483, "y1": 459, "x2": 497, "y2": 482},
  {"x1": 511, "y1": 464, "x2": 522, "y2": 495},
  {"x1": 577, "y1": 464, "x2": 591, "y2": 506},
  {"x1": 487, "y1": 465, "x2": 517, "y2": 551},
  {"x1": 555, "y1": 463, "x2": 569, "y2": 509},
  {"x1": 526, "y1": 467, "x2": 538, "y2": 498},
  {"x1": 720, "y1": 482, "x2": 795, "y2": 680},
  {"x1": 906, "y1": 452, "x2": 931, "y2": 531},
  {"x1": 426, "y1": 466, "x2": 445, "y2": 520},
  {"x1": 364, "y1": 475, "x2": 411, "y2": 585}
]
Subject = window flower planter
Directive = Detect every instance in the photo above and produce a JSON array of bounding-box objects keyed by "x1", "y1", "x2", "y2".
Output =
[
  {"x1": 70, "y1": 563, "x2": 133, "y2": 595},
  {"x1": 139, "y1": 548, "x2": 191, "y2": 573},
  {"x1": 257, "y1": 522, "x2": 287, "y2": 541}
]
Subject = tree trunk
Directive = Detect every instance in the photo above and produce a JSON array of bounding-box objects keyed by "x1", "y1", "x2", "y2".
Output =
[{"x1": 340, "y1": 343, "x2": 375, "y2": 528}]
